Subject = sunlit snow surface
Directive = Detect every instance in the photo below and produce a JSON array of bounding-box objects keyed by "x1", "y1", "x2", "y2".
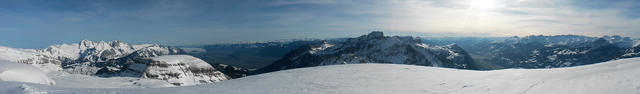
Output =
[
  {"x1": 3, "y1": 58, "x2": 640, "y2": 94},
  {"x1": 0, "y1": 61, "x2": 55, "y2": 85}
]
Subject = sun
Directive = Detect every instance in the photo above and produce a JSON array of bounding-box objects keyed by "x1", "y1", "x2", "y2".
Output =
[{"x1": 470, "y1": 0, "x2": 497, "y2": 9}]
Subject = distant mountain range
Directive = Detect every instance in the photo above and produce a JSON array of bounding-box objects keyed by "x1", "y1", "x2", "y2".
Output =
[
  {"x1": 188, "y1": 32, "x2": 640, "y2": 72},
  {"x1": 425, "y1": 35, "x2": 640, "y2": 69}
]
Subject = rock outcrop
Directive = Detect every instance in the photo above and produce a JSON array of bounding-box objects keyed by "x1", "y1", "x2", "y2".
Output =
[{"x1": 140, "y1": 55, "x2": 229, "y2": 86}]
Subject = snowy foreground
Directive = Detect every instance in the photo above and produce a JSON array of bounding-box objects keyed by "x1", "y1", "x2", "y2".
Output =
[
  {"x1": 3, "y1": 58, "x2": 640, "y2": 94},
  {"x1": 0, "y1": 61, "x2": 55, "y2": 86}
]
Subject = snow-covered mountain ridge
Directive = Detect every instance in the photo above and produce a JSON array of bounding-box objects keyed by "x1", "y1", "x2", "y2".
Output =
[
  {"x1": 4, "y1": 57, "x2": 640, "y2": 94},
  {"x1": 0, "y1": 40, "x2": 231, "y2": 86},
  {"x1": 255, "y1": 31, "x2": 477, "y2": 74},
  {"x1": 0, "y1": 40, "x2": 185, "y2": 75}
]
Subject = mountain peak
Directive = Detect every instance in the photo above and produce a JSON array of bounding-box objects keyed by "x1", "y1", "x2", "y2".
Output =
[
  {"x1": 364, "y1": 31, "x2": 384, "y2": 39},
  {"x1": 80, "y1": 39, "x2": 93, "y2": 46},
  {"x1": 255, "y1": 31, "x2": 478, "y2": 74},
  {"x1": 594, "y1": 37, "x2": 608, "y2": 44},
  {"x1": 447, "y1": 43, "x2": 463, "y2": 50}
]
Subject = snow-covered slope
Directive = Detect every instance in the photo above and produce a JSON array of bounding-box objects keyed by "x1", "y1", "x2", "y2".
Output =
[
  {"x1": 0, "y1": 60, "x2": 55, "y2": 85},
  {"x1": 5, "y1": 57, "x2": 640, "y2": 94},
  {"x1": 140, "y1": 55, "x2": 229, "y2": 86},
  {"x1": 256, "y1": 31, "x2": 477, "y2": 74},
  {"x1": 0, "y1": 46, "x2": 63, "y2": 72}
]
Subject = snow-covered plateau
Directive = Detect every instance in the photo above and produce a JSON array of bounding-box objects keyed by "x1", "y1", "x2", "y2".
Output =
[
  {"x1": 140, "y1": 55, "x2": 229, "y2": 86},
  {"x1": 2, "y1": 57, "x2": 640, "y2": 94}
]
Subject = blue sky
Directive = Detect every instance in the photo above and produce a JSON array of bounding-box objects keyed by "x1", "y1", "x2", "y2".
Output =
[{"x1": 0, "y1": 0, "x2": 639, "y2": 48}]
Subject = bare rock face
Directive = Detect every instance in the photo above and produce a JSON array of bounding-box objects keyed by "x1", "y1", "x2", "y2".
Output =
[{"x1": 140, "y1": 55, "x2": 229, "y2": 86}]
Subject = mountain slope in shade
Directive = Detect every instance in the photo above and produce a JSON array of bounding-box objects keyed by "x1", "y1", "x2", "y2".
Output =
[
  {"x1": 4, "y1": 57, "x2": 640, "y2": 94},
  {"x1": 255, "y1": 31, "x2": 477, "y2": 74},
  {"x1": 210, "y1": 64, "x2": 249, "y2": 79}
]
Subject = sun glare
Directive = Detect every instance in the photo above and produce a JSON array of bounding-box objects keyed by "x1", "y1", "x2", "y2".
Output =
[{"x1": 470, "y1": 0, "x2": 497, "y2": 9}]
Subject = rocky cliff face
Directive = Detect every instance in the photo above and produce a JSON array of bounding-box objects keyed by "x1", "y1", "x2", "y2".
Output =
[
  {"x1": 255, "y1": 31, "x2": 477, "y2": 74},
  {"x1": 140, "y1": 55, "x2": 229, "y2": 86}
]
